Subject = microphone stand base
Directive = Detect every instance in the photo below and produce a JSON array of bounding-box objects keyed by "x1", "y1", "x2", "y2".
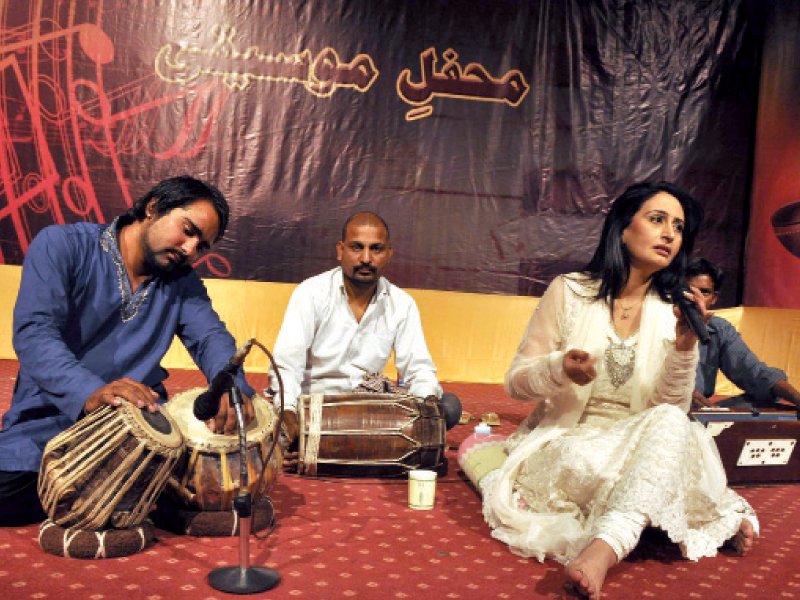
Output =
[
  {"x1": 208, "y1": 565, "x2": 280, "y2": 594},
  {"x1": 204, "y1": 385, "x2": 280, "y2": 595}
]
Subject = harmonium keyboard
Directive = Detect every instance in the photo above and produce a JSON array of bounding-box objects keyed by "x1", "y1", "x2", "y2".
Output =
[{"x1": 691, "y1": 407, "x2": 799, "y2": 484}]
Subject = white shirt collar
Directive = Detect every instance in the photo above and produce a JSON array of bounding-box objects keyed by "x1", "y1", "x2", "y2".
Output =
[{"x1": 334, "y1": 266, "x2": 391, "y2": 302}]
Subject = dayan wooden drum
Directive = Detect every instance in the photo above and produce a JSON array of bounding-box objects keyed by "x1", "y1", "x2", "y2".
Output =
[
  {"x1": 38, "y1": 401, "x2": 184, "y2": 530},
  {"x1": 297, "y1": 392, "x2": 447, "y2": 477},
  {"x1": 163, "y1": 388, "x2": 282, "y2": 511}
]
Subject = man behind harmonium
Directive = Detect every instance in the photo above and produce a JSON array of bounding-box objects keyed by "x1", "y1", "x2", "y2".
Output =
[
  {"x1": 268, "y1": 211, "x2": 461, "y2": 461},
  {"x1": 688, "y1": 257, "x2": 800, "y2": 411},
  {"x1": 0, "y1": 176, "x2": 254, "y2": 526}
]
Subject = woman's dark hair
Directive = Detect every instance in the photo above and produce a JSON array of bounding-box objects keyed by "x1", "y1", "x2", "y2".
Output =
[
  {"x1": 122, "y1": 176, "x2": 229, "y2": 241},
  {"x1": 582, "y1": 181, "x2": 704, "y2": 304}
]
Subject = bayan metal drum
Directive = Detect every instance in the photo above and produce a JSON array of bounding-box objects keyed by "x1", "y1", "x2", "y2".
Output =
[
  {"x1": 164, "y1": 388, "x2": 282, "y2": 512},
  {"x1": 38, "y1": 401, "x2": 184, "y2": 530},
  {"x1": 297, "y1": 392, "x2": 447, "y2": 477}
]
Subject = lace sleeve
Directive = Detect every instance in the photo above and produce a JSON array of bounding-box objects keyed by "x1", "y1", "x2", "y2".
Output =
[
  {"x1": 650, "y1": 344, "x2": 699, "y2": 411},
  {"x1": 504, "y1": 276, "x2": 571, "y2": 401}
]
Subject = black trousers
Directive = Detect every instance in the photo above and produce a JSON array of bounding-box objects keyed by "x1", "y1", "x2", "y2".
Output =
[{"x1": 0, "y1": 470, "x2": 46, "y2": 526}]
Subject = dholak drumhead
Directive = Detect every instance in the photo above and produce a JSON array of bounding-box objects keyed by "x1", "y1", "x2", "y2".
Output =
[
  {"x1": 164, "y1": 388, "x2": 282, "y2": 512},
  {"x1": 297, "y1": 392, "x2": 447, "y2": 477},
  {"x1": 39, "y1": 401, "x2": 184, "y2": 530}
]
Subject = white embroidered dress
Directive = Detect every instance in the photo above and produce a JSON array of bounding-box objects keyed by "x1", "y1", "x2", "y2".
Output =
[{"x1": 481, "y1": 274, "x2": 757, "y2": 563}]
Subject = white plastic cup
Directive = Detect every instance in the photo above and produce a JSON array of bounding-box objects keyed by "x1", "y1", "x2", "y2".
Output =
[{"x1": 408, "y1": 469, "x2": 437, "y2": 510}]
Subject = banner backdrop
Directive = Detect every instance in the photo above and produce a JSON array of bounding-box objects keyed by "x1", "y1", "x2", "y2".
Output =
[
  {"x1": 744, "y1": 0, "x2": 800, "y2": 308},
  {"x1": 0, "y1": 1, "x2": 764, "y2": 304}
]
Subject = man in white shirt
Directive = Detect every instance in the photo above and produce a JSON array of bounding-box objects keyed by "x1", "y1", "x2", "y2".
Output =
[{"x1": 270, "y1": 211, "x2": 461, "y2": 447}]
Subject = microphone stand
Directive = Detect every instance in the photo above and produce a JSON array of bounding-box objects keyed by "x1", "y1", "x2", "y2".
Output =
[{"x1": 207, "y1": 376, "x2": 281, "y2": 594}]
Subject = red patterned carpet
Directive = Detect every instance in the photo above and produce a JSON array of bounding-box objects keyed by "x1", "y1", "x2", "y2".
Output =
[{"x1": 1, "y1": 358, "x2": 799, "y2": 599}]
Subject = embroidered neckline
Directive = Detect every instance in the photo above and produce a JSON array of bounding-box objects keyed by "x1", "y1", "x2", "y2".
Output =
[
  {"x1": 604, "y1": 331, "x2": 638, "y2": 388},
  {"x1": 100, "y1": 218, "x2": 154, "y2": 323}
]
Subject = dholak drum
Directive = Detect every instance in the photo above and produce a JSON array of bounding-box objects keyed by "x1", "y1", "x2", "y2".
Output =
[
  {"x1": 38, "y1": 402, "x2": 184, "y2": 530},
  {"x1": 297, "y1": 392, "x2": 447, "y2": 477},
  {"x1": 164, "y1": 388, "x2": 282, "y2": 512}
]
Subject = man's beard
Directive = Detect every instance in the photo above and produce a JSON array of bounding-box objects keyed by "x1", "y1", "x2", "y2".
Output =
[{"x1": 142, "y1": 244, "x2": 188, "y2": 277}]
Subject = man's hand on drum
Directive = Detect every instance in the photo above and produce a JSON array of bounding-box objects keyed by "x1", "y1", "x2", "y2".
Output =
[
  {"x1": 205, "y1": 390, "x2": 256, "y2": 435},
  {"x1": 84, "y1": 378, "x2": 160, "y2": 414},
  {"x1": 280, "y1": 409, "x2": 300, "y2": 470}
]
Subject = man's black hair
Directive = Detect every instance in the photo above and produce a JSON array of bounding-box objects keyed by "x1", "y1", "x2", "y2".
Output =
[
  {"x1": 686, "y1": 257, "x2": 725, "y2": 292},
  {"x1": 123, "y1": 176, "x2": 229, "y2": 241}
]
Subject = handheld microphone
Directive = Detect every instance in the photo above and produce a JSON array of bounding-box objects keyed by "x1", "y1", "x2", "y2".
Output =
[
  {"x1": 673, "y1": 285, "x2": 710, "y2": 345},
  {"x1": 193, "y1": 339, "x2": 254, "y2": 421}
]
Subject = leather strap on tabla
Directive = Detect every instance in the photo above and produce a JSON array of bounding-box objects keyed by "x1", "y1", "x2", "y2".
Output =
[{"x1": 302, "y1": 393, "x2": 324, "y2": 475}]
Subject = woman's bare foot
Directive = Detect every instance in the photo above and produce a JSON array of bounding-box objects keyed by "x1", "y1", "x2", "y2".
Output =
[
  {"x1": 728, "y1": 518, "x2": 757, "y2": 555},
  {"x1": 564, "y1": 538, "x2": 617, "y2": 599}
]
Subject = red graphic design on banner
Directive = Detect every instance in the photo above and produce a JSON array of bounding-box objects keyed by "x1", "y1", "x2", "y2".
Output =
[{"x1": 0, "y1": 1, "x2": 769, "y2": 302}]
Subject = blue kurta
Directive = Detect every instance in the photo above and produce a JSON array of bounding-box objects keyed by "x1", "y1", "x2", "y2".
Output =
[
  {"x1": 694, "y1": 315, "x2": 786, "y2": 403},
  {"x1": 1, "y1": 220, "x2": 253, "y2": 472}
]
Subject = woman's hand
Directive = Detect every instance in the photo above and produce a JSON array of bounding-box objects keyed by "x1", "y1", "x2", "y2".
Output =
[
  {"x1": 674, "y1": 285, "x2": 711, "y2": 351},
  {"x1": 563, "y1": 349, "x2": 597, "y2": 386}
]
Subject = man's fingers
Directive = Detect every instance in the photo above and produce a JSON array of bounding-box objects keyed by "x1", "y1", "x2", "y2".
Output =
[
  {"x1": 116, "y1": 378, "x2": 159, "y2": 410},
  {"x1": 101, "y1": 393, "x2": 123, "y2": 408},
  {"x1": 223, "y1": 405, "x2": 237, "y2": 434},
  {"x1": 243, "y1": 395, "x2": 256, "y2": 425},
  {"x1": 203, "y1": 393, "x2": 256, "y2": 435},
  {"x1": 693, "y1": 393, "x2": 713, "y2": 408},
  {"x1": 85, "y1": 378, "x2": 160, "y2": 414},
  {"x1": 212, "y1": 412, "x2": 226, "y2": 434},
  {"x1": 282, "y1": 451, "x2": 300, "y2": 471}
]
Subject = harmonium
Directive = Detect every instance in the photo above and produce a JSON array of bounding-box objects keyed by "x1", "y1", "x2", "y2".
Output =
[{"x1": 692, "y1": 407, "x2": 800, "y2": 484}]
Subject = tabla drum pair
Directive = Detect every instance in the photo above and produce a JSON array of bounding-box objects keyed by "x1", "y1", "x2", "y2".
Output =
[
  {"x1": 296, "y1": 392, "x2": 447, "y2": 477},
  {"x1": 38, "y1": 389, "x2": 281, "y2": 555}
]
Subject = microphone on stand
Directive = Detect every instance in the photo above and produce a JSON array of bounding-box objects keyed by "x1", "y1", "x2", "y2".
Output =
[
  {"x1": 194, "y1": 339, "x2": 255, "y2": 421},
  {"x1": 197, "y1": 337, "x2": 281, "y2": 595},
  {"x1": 672, "y1": 285, "x2": 710, "y2": 345}
]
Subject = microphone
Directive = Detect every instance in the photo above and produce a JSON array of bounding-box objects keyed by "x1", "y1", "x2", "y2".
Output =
[
  {"x1": 673, "y1": 285, "x2": 710, "y2": 345},
  {"x1": 193, "y1": 339, "x2": 254, "y2": 421}
]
